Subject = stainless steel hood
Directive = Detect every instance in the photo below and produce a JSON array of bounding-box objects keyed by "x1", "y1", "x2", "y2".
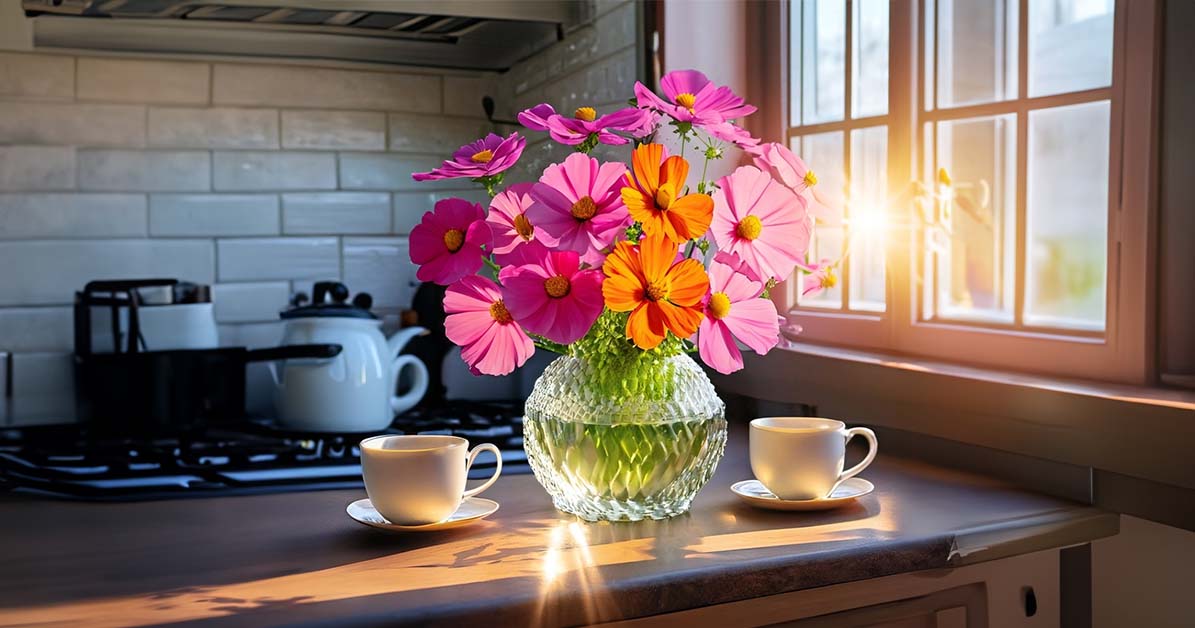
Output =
[{"x1": 21, "y1": 0, "x2": 594, "y2": 71}]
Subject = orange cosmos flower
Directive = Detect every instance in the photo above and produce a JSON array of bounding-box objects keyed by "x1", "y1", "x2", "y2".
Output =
[
  {"x1": 621, "y1": 143, "x2": 714, "y2": 242},
  {"x1": 602, "y1": 232, "x2": 709, "y2": 350}
]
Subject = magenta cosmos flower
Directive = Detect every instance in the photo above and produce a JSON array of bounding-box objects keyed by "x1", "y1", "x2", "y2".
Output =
[
  {"x1": 412, "y1": 133, "x2": 525, "y2": 182},
  {"x1": 485, "y1": 182, "x2": 550, "y2": 266},
  {"x1": 444, "y1": 275, "x2": 534, "y2": 376},
  {"x1": 519, "y1": 103, "x2": 651, "y2": 146},
  {"x1": 409, "y1": 197, "x2": 491, "y2": 286},
  {"x1": 751, "y1": 142, "x2": 832, "y2": 221},
  {"x1": 635, "y1": 69, "x2": 757, "y2": 127},
  {"x1": 499, "y1": 247, "x2": 604, "y2": 345},
  {"x1": 697, "y1": 254, "x2": 781, "y2": 375},
  {"x1": 526, "y1": 152, "x2": 630, "y2": 266},
  {"x1": 710, "y1": 165, "x2": 810, "y2": 283}
]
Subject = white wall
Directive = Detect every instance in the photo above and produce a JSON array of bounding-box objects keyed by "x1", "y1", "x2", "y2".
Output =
[{"x1": 1093, "y1": 516, "x2": 1195, "y2": 628}]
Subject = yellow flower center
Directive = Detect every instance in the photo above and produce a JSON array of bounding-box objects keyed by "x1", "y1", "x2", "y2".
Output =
[
  {"x1": 442, "y1": 228, "x2": 465, "y2": 252},
  {"x1": 644, "y1": 281, "x2": 669, "y2": 302},
  {"x1": 489, "y1": 299, "x2": 513, "y2": 324},
  {"x1": 654, "y1": 186, "x2": 673, "y2": 210},
  {"x1": 544, "y1": 275, "x2": 571, "y2": 299},
  {"x1": 736, "y1": 215, "x2": 763, "y2": 241},
  {"x1": 708, "y1": 292, "x2": 732, "y2": 320},
  {"x1": 513, "y1": 213, "x2": 534, "y2": 241},
  {"x1": 470, "y1": 149, "x2": 494, "y2": 163},
  {"x1": 570, "y1": 195, "x2": 598, "y2": 220},
  {"x1": 574, "y1": 106, "x2": 597, "y2": 122},
  {"x1": 803, "y1": 169, "x2": 818, "y2": 187},
  {"x1": 675, "y1": 92, "x2": 696, "y2": 111},
  {"x1": 821, "y1": 268, "x2": 838, "y2": 289}
]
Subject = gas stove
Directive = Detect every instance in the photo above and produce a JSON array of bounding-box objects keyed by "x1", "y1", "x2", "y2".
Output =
[{"x1": 0, "y1": 402, "x2": 528, "y2": 501}]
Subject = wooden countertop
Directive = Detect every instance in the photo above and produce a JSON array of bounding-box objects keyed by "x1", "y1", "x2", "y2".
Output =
[{"x1": 0, "y1": 423, "x2": 1117, "y2": 628}]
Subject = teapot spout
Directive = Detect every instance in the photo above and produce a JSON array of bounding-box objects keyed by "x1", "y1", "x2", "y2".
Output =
[{"x1": 387, "y1": 326, "x2": 428, "y2": 357}]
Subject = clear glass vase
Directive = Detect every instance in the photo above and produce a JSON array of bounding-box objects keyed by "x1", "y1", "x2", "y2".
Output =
[{"x1": 523, "y1": 344, "x2": 727, "y2": 522}]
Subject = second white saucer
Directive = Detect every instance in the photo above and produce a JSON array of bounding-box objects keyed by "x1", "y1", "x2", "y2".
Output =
[
  {"x1": 347, "y1": 497, "x2": 499, "y2": 532},
  {"x1": 731, "y1": 477, "x2": 874, "y2": 511}
]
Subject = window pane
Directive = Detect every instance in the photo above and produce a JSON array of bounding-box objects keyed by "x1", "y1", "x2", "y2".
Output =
[
  {"x1": 1028, "y1": 0, "x2": 1114, "y2": 97},
  {"x1": 934, "y1": 115, "x2": 1016, "y2": 322},
  {"x1": 802, "y1": 0, "x2": 846, "y2": 124},
  {"x1": 789, "y1": 1, "x2": 801, "y2": 125},
  {"x1": 795, "y1": 132, "x2": 845, "y2": 309},
  {"x1": 935, "y1": 0, "x2": 1017, "y2": 107},
  {"x1": 852, "y1": 0, "x2": 888, "y2": 118},
  {"x1": 1026, "y1": 101, "x2": 1110, "y2": 329},
  {"x1": 849, "y1": 126, "x2": 887, "y2": 312}
]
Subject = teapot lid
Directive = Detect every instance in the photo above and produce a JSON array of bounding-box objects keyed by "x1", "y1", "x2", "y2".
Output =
[{"x1": 281, "y1": 281, "x2": 376, "y2": 320}]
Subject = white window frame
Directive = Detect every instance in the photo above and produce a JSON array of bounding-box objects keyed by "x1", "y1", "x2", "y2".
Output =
[{"x1": 773, "y1": 0, "x2": 1159, "y2": 385}]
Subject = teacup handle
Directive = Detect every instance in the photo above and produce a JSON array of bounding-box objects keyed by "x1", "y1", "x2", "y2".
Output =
[
  {"x1": 462, "y1": 443, "x2": 503, "y2": 498},
  {"x1": 838, "y1": 427, "x2": 878, "y2": 485}
]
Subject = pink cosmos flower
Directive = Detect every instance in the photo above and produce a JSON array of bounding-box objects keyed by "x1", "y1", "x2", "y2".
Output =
[
  {"x1": 499, "y1": 247, "x2": 604, "y2": 345},
  {"x1": 707, "y1": 120, "x2": 761, "y2": 151},
  {"x1": 412, "y1": 133, "x2": 525, "y2": 181},
  {"x1": 518, "y1": 103, "x2": 651, "y2": 146},
  {"x1": 526, "y1": 152, "x2": 630, "y2": 266},
  {"x1": 799, "y1": 258, "x2": 838, "y2": 298},
  {"x1": 634, "y1": 69, "x2": 756, "y2": 127},
  {"x1": 697, "y1": 255, "x2": 781, "y2": 375},
  {"x1": 409, "y1": 198, "x2": 491, "y2": 286},
  {"x1": 751, "y1": 142, "x2": 833, "y2": 221},
  {"x1": 444, "y1": 275, "x2": 534, "y2": 376},
  {"x1": 485, "y1": 182, "x2": 552, "y2": 266},
  {"x1": 710, "y1": 165, "x2": 811, "y2": 283}
]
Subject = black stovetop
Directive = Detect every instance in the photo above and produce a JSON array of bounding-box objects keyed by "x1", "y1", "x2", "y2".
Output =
[{"x1": 0, "y1": 402, "x2": 528, "y2": 501}]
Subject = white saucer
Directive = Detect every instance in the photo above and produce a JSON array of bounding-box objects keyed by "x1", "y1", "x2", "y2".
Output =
[
  {"x1": 731, "y1": 478, "x2": 875, "y2": 511},
  {"x1": 347, "y1": 497, "x2": 499, "y2": 532}
]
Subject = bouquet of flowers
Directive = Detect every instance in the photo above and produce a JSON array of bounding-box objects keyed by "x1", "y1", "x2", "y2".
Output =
[{"x1": 408, "y1": 69, "x2": 828, "y2": 377}]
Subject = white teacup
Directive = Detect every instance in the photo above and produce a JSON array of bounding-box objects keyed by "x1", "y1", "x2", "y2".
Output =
[
  {"x1": 360, "y1": 435, "x2": 502, "y2": 525},
  {"x1": 749, "y1": 417, "x2": 878, "y2": 501}
]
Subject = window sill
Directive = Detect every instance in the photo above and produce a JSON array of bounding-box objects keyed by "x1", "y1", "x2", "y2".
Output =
[{"x1": 708, "y1": 340, "x2": 1195, "y2": 493}]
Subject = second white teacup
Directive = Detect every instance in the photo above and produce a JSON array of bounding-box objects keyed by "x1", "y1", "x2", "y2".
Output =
[
  {"x1": 749, "y1": 417, "x2": 878, "y2": 501},
  {"x1": 360, "y1": 434, "x2": 502, "y2": 525}
]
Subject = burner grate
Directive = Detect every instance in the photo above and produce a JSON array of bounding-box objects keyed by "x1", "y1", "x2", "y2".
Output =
[{"x1": 0, "y1": 402, "x2": 528, "y2": 501}]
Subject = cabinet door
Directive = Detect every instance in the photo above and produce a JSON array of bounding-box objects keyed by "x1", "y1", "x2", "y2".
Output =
[{"x1": 774, "y1": 583, "x2": 987, "y2": 628}]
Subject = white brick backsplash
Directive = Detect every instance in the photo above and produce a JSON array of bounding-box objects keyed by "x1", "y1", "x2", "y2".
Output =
[
  {"x1": 342, "y1": 237, "x2": 415, "y2": 309},
  {"x1": 150, "y1": 194, "x2": 279, "y2": 236},
  {"x1": 339, "y1": 153, "x2": 459, "y2": 191},
  {"x1": 392, "y1": 189, "x2": 490, "y2": 235},
  {"x1": 595, "y1": 2, "x2": 637, "y2": 58},
  {"x1": 78, "y1": 150, "x2": 210, "y2": 192},
  {"x1": 281, "y1": 110, "x2": 385, "y2": 150},
  {"x1": 0, "y1": 307, "x2": 73, "y2": 352},
  {"x1": 442, "y1": 75, "x2": 497, "y2": 118},
  {"x1": 212, "y1": 281, "x2": 290, "y2": 323},
  {"x1": 0, "y1": 193, "x2": 147, "y2": 239},
  {"x1": 0, "y1": 52, "x2": 74, "y2": 100},
  {"x1": 217, "y1": 237, "x2": 339, "y2": 282},
  {"x1": 282, "y1": 192, "x2": 390, "y2": 235},
  {"x1": 213, "y1": 64, "x2": 440, "y2": 112},
  {"x1": 77, "y1": 58, "x2": 210, "y2": 105},
  {"x1": 0, "y1": 239, "x2": 214, "y2": 305},
  {"x1": 149, "y1": 107, "x2": 279, "y2": 149},
  {"x1": 9, "y1": 352, "x2": 76, "y2": 425},
  {"x1": 388, "y1": 113, "x2": 491, "y2": 153},
  {"x1": 213, "y1": 151, "x2": 337, "y2": 191},
  {"x1": 0, "y1": 146, "x2": 75, "y2": 191},
  {"x1": 0, "y1": 102, "x2": 146, "y2": 147}
]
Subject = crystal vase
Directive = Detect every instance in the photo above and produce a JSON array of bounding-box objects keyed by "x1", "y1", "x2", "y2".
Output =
[{"x1": 522, "y1": 326, "x2": 727, "y2": 521}]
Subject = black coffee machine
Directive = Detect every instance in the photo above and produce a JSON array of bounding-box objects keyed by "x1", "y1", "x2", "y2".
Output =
[{"x1": 73, "y1": 278, "x2": 340, "y2": 434}]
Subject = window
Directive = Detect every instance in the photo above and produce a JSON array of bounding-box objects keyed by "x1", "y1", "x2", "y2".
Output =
[{"x1": 781, "y1": 0, "x2": 1158, "y2": 384}]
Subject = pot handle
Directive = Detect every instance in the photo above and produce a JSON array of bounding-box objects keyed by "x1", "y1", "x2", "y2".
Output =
[
  {"x1": 243, "y1": 344, "x2": 342, "y2": 363},
  {"x1": 390, "y1": 354, "x2": 429, "y2": 415}
]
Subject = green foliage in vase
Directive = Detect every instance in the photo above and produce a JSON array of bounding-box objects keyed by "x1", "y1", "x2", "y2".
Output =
[{"x1": 565, "y1": 309, "x2": 690, "y2": 403}]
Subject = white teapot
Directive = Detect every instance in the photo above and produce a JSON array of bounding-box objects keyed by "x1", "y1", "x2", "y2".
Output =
[{"x1": 268, "y1": 282, "x2": 429, "y2": 433}]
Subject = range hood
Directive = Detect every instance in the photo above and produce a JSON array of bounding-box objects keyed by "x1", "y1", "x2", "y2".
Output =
[{"x1": 21, "y1": 0, "x2": 594, "y2": 71}]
